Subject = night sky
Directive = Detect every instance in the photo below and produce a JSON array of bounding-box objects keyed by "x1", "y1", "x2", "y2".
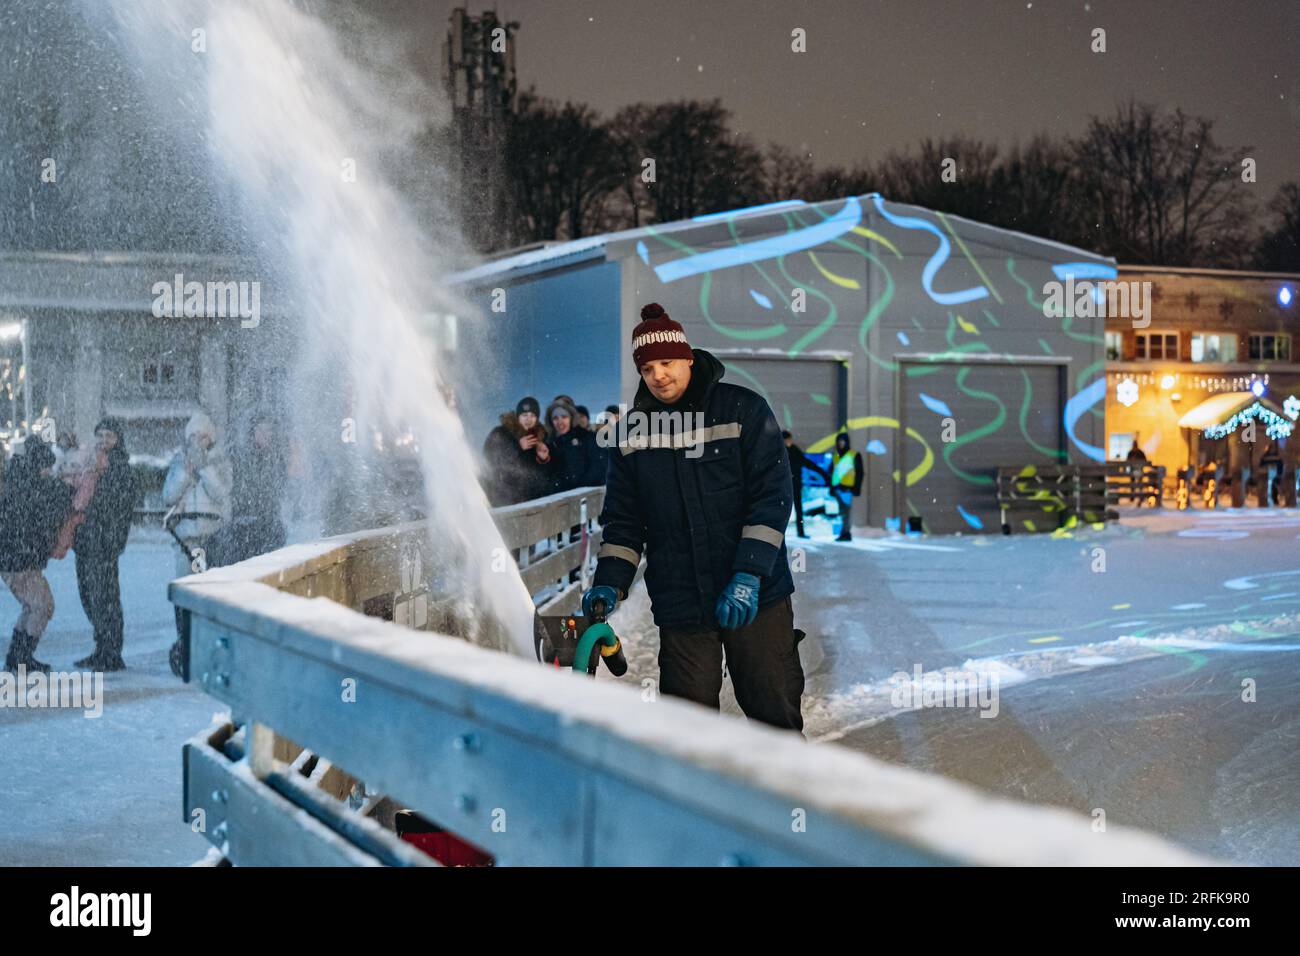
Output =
[{"x1": 379, "y1": 0, "x2": 1300, "y2": 193}]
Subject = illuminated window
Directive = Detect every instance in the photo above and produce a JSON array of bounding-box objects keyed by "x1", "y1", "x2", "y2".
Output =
[
  {"x1": 1104, "y1": 331, "x2": 1122, "y2": 361},
  {"x1": 1190, "y1": 334, "x2": 1237, "y2": 363}
]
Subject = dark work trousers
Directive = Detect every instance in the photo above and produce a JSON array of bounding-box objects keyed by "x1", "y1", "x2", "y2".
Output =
[
  {"x1": 75, "y1": 550, "x2": 124, "y2": 658},
  {"x1": 656, "y1": 596, "x2": 805, "y2": 734},
  {"x1": 831, "y1": 487, "x2": 853, "y2": 539},
  {"x1": 791, "y1": 478, "x2": 807, "y2": 535}
]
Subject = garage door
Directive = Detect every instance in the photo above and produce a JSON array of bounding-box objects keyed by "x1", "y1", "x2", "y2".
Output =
[
  {"x1": 898, "y1": 361, "x2": 1064, "y2": 533},
  {"x1": 719, "y1": 356, "x2": 845, "y2": 447}
]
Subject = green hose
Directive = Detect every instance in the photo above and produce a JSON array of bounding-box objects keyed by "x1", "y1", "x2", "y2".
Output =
[{"x1": 572, "y1": 621, "x2": 618, "y2": 674}]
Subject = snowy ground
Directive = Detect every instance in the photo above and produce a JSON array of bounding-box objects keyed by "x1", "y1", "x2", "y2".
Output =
[
  {"x1": 0, "y1": 529, "x2": 220, "y2": 866},
  {"x1": 606, "y1": 505, "x2": 1300, "y2": 865},
  {"x1": 3, "y1": 507, "x2": 1299, "y2": 865}
]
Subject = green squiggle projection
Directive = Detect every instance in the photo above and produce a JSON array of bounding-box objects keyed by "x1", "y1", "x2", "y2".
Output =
[
  {"x1": 1018, "y1": 368, "x2": 1067, "y2": 461},
  {"x1": 937, "y1": 211, "x2": 1004, "y2": 304},
  {"x1": 1006, "y1": 257, "x2": 1044, "y2": 311},
  {"x1": 648, "y1": 221, "x2": 788, "y2": 340},
  {"x1": 902, "y1": 313, "x2": 991, "y2": 379},
  {"x1": 942, "y1": 365, "x2": 1006, "y2": 485},
  {"x1": 725, "y1": 213, "x2": 808, "y2": 335},
  {"x1": 724, "y1": 360, "x2": 775, "y2": 407},
  {"x1": 775, "y1": 251, "x2": 838, "y2": 356},
  {"x1": 1005, "y1": 257, "x2": 1101, "y2": 345},
  {"x1": 698, "y1": 273, "x2": 786, "y2": 340}
]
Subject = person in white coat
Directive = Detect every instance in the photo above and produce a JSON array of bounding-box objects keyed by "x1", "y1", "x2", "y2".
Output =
[{"x1": 162, "y1": 411, "x2": 231, "y2": 577}]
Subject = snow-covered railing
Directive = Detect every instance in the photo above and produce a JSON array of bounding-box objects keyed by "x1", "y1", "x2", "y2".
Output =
[{"x1": 170, "y1": 491, "x2": 1211, "y2": 867}]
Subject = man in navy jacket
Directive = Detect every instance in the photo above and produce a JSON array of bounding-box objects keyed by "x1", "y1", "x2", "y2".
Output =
[{"x1": 583, "y1": 303, "x2": 805, "y2": 732}]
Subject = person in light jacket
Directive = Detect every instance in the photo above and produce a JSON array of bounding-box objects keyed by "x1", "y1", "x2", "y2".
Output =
[{"x1": 162, "y1": 411, "x2": 231, "y2": 576}]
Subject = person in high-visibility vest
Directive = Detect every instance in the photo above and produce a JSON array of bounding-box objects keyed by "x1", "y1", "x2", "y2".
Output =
[{"x1": 830, "y1": 432, "x2": 864, "y2": 541}]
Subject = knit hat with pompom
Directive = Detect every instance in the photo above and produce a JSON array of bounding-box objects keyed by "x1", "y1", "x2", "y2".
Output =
[{"x1": 631, "y1": 303, "x2": 692, "y2": 367}]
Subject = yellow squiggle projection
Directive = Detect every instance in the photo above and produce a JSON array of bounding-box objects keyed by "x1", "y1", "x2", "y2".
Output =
[
  {"x1": 850, "y1": 226, "x2": 903, "y2": 259},
  {"x1": 808, "y1": 251, "x2": 861, "y2": 289},
  {"x1": 808, "y1": 416, "x2": 934, "y2": 486},
  {"x1": 956, "y1": 314, "x2": 980, "y2": 335}
]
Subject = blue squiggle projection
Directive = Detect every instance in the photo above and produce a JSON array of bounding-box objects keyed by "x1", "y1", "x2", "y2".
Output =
[
  {"x1": 1063, "y1": 377, "x2": 1106, "y2": 462},
  {"x1": 1051, "y1": 262, "x2": 1119, "y2": 281},
  {"x1": 749, "y1": 289, "x2": 774, "y2": 309},
  {"x1": 871, "y1": 195, "x2": 988, "y2": 305},
  {"x1": 1052, "y1": 262, "x2": 1119, "y2": 305},
  {"x1": 956, "y1": 503, "x2": 984, "y2": 530},
  {"x1": 896, "y1": 330, "x2": 910, "y2": 346},
  {"x1": 655, "y1": 197, "x2": 863, "y2": 283},
  {"x1": 636, "y1": 240, "x2": 650, "y2": 265},
  {"x1": 692, "y1": 199, "x2": 807, "y2": 223},
  {"x1": 918, "y1": 392, "x2": 954, "y2": 417},
  {"x1": 865, "y1": 439, "x2": 887, "y2": 455}
]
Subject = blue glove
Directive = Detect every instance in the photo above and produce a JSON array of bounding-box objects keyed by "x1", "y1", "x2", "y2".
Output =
[
  {"x1": 582, "y1": 584, "x2": 619, "y2": 620},
  {"x1": 715, "y1": 572, "x2": 761, "y2": 630}
]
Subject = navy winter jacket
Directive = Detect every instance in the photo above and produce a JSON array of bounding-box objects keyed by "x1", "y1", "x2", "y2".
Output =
[{"x1": 593, "y1": 349, "x2": 794, "y2": 627}]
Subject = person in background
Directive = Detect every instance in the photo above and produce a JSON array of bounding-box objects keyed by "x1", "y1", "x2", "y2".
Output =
[
  {"x1": 481, "y1": 396, "x2": 555, "y2": 506},
  {"x1": 1261, "y1": 439, "x2": 1283, "y2": 505},
  {"x1": 783, "y1": 431, "x2": 829, "y2": 539},
  {"x1": 830, "y1": 431, "x2": 864, "y2": 541},
  {"x1": 71, "y1": 418, "x2": 136, "y2": 671},
  {"x1": 162, "y1": 411, "x2": 231, "y2": 574},
  {"x1": 574, "y1": 405, "x2": 591, "y2": 430},
  {"x1": 1126, "y1": 435, "x2": 1149, "y2": 506},
  {"x1": 223, "y1": 411, "x2": 289, "y2": 564},
  {"x1": 545, "y1": 397, "x2": 606, "y2": 490},
  {"x1": 0, "y1": 440, "x2": 73, "y2": 674}
]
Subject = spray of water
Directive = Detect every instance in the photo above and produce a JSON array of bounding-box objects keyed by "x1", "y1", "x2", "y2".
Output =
[{"x1": 97, "y1": 0, "x2": 536, "y2": 655}]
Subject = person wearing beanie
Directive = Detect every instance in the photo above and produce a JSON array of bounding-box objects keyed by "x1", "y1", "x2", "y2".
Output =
[
  {"x1": 545, "y1": 396, "x2": 606, "y2": 491},
  {"x1": 0, "y1": 439, "x2": 74, "y2": 674},
  {"x1": 70, "y1": 418, "x2": 137, "y2": 671},
  {"x1": 481, "y1": 395, "x2": 556, "y2": 506},
  {"x1": 583, "y1": 302, "x2": 806, "y2": 734}
]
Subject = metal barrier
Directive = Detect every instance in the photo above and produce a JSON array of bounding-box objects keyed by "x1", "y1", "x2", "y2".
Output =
[{"x1": 171, "y1": 487, "x2": 1209, "y2": 866}]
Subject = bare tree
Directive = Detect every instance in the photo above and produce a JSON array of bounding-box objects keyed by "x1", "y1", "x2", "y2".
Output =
[
  {"x1": 1071, "y1": 101, "x2": 1253, "y2": 266},
  {"x1": 1255, "y1": 182, "x2": 1300, "y2": 272},
  {"x1": 636, "y1": 99, "x2": 766, "y2": 223},
  {"x1": 764, "y1": 144, "x2": 816, "y2": 201},
  {"x1": 503, "y1": 91, "x2": 619, "y2": 245},
  {"x1": 872, "y1": 136, "x2": 1001, "y2": 221}
]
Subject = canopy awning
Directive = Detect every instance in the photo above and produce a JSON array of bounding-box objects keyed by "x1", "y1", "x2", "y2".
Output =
[{"x1": 1176, "y1": 391, "x2": 1294, "y2": 439}]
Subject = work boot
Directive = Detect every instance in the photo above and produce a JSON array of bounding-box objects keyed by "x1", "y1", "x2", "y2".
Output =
[
  {"x1": 4, "y1": 629, "x2": 50, "y2": 675},
  {"x1": 3, "y1": 628, "x2": 24, "y2": 673},
  {"x1": 74, "y1": 645, "x2": 126, "y2": 672}
]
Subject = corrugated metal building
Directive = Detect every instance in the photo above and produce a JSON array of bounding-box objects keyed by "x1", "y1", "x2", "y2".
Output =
[{"x1": 451, "y1": 195, "x2": 1114, "y2": 534}]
